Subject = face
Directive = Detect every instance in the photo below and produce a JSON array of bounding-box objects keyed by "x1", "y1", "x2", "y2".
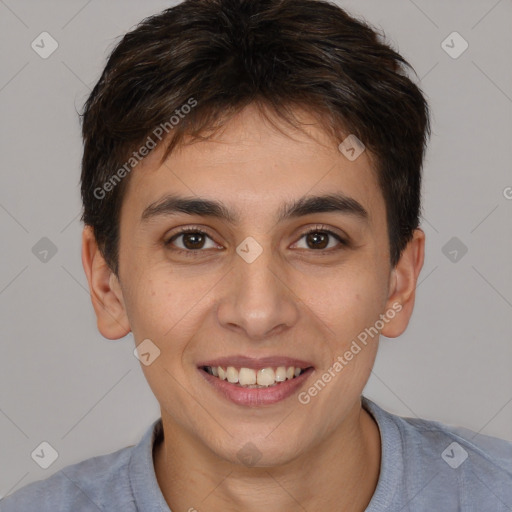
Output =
[{"x1": 84, "y1": 104, "x2": 422, "y2": 467}]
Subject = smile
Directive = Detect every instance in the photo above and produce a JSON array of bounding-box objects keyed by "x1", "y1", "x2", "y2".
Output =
[
  {"x1": 201, "y1": 365, "x2": 308, "y2": 388},
  {"x1": 198, "y1": 364, "x2": 315, "y2": 406}
]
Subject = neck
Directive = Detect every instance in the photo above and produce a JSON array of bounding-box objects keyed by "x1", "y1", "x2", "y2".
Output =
[{"x1": 154, "y1": 400, "x2": 381, "y2": 512}]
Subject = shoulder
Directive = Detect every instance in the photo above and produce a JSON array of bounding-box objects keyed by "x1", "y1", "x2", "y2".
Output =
[
  {"x1": 397, "y1": 412, "x2": 512, "y2": 477},
  {"x1": 401, "y1": 414, "x2": 512, "y2": 508},
  {"x1": 0, "y1": 445, "x2": 136, "y2": 512},
  {"x1": 363, "y1": 396, "x2": 512, "y2": 510}
]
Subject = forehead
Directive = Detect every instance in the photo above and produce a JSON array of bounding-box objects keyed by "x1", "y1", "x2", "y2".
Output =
[{"x1": 121, "y1": 105, "x2": 385, "y2": 228}]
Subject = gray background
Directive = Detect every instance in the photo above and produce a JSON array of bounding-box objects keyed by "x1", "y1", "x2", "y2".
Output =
[{"x1": 1, "y1": 0, "x2": 511, "y2": 499}]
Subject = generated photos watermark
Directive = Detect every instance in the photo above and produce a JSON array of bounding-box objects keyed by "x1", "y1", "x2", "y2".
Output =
[{"x1": 298, "y1": 301, "x2": 402, "y2": 405}]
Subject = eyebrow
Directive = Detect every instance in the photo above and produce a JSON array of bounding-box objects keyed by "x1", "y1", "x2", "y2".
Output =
[{"x1": 140, "y1": 192, "x2": 369, "y2": 224}]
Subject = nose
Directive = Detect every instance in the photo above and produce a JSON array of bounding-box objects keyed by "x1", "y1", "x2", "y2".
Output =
[{"x1": 216, "y1": 242, "x2": 300, "y2": 341}]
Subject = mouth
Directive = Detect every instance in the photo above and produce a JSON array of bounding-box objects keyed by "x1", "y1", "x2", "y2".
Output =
[
  {"x1": 197, "y1": 357, "x2": 315, "y2": 406},
  {"x1": 200, "y1": 364, "x2": 311, "y2": 388}
]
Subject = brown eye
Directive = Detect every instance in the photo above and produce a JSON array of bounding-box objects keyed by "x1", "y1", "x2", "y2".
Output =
[
  {"x1": 305, "y1": 231, "x2": 330, "y2": 249},
  {"x1": 165, "y1": 229, "x2": 219, "y2": 252},
  {"x1": 181, "y1": 232, "x2": 206, "y2": 249},
  {"x1": 293, "y1": 227, "x2": 347, "y2": 251}
]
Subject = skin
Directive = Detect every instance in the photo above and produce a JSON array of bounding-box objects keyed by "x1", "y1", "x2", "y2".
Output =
[{"x1": 82, "y1": 104, "x2": 425, "y2": 512}]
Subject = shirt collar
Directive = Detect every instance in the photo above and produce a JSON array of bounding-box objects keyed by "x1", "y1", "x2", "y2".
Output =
[
  {"x1": 127, "y1": 396, "x2": 402, "y2": 512},
  {"x1": 362, "y1": 395, "x2": 403, "y2": 510},
  {"x1": 129, "y1": 417, "x2": 171, "y2": 512}
]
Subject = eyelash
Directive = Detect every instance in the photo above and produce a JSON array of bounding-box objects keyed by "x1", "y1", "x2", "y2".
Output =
[{"x1": 164, "y1": 225, "x2": 348, "y2": 257}]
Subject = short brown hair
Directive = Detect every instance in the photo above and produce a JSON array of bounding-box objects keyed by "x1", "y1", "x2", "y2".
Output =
[{"x1": 80, "y1": 0, "x2": 430, "y2": 276}]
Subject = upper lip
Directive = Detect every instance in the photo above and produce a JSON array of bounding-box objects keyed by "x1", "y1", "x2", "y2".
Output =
[{"x1": 198, "y1": 355, "x2": 314, "y2": 370}]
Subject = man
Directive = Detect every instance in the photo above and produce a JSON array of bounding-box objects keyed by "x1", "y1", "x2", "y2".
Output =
[{"x1": 2, "y1": 0, "x2": 511, "y2": 510}]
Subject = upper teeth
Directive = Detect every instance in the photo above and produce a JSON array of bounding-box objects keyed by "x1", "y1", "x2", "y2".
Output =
[{"x1": 206, "y1": 366, "x2": 304, "y2": 387}]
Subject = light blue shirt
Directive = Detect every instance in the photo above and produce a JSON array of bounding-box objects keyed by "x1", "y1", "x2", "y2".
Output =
[{"x1": 2, "y1": 396, "x2": 511, "y2": 511}]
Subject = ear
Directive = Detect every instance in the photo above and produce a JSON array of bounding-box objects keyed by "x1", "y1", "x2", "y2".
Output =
[
  {"x1": 81, "y1": 225, "x2": 131, "y2": 339},
  {"x1": 380, "y1": 228, "x2": 425, "y2": 338}
]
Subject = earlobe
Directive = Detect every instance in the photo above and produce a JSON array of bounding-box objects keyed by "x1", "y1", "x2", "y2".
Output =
[
  {"x1": 81, "y1": 226, "x2": 131, "y2": 340},
  {"x1": 380, "y1": 228, "x2": 425, "y2": 338}
]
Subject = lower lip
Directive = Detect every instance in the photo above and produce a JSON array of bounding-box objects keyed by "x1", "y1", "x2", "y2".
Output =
[{"x1": 198, "y1": 367, "x2": 314, "y2": 407}]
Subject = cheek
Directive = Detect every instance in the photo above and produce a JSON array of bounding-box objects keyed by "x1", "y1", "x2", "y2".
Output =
[
  {"x1": 301, "y1": 263, "x2": 387, "y2": 340},
  {"x1": 127, "y1": 279, "x2": 181, "y2": 340},
  {"x1": 125, "y1": 274, "x2": 198, "y2": 394},
  {"x1": 122, "y1": 265, "x2": 218, "y2": 351},
  {"x1": 118, "y1": 260, "x2": 172, "y2": 340}
]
